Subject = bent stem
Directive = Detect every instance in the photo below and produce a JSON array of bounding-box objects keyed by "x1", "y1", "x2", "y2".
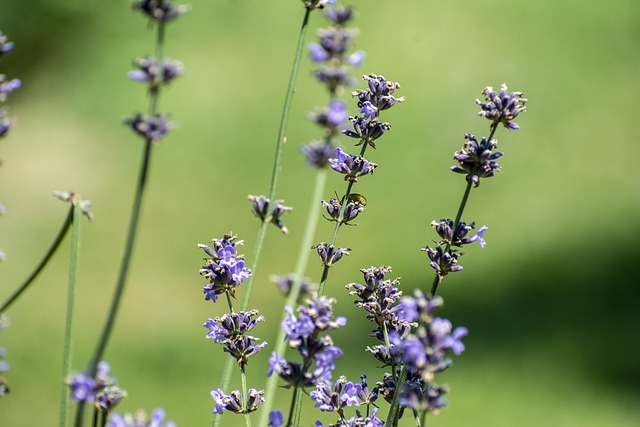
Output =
[
  {"x1": 59, "y1": 202, "x2": 82, "y2": 427},
  {"x1": 213, "y1": 8, "x2": 312, "y2": 427},
  {"x1": 0, "y1": 204, "x2": 73, "y2": 313}
]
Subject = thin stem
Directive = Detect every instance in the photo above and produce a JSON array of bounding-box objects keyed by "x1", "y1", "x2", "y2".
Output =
[
  {"x1": 429, "y1": 122, "x2": 499, "y2": 297},
  {"x1": 419, "y1": 408, "x2": 427, "y2": 427},
  {"x1": 258, "y1": 169, "x2": 328, "y2": 427},
  {"x1": 267, "y1": 8, "x2": 311, "y2": 203},
  {"x1": 285, "y1": 385, "x2": 299, "y2": 427},
  {"x1": 290, "y1": 384, "x2": 304, "y2": 427},
  {"x1": 75, "y1": 20, "x2": 166, "y2": 427},
  {"x1": 241, "y1": 370, "x2": 252, "y2": 427},
  {"x1": 213, "y1": 9, "x2": 313, "y2": 427},
  {"x1": 385, "y1": 365, "x2": 407, "y2": 427},
  {"x1": 0, "y1": 205, "x2": 73, "y2": 313},
  {"x1": 59, "y1": 203, "x2": 81, "y2": 427}
]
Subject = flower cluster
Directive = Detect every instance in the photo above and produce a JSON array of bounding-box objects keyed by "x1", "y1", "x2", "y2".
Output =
[
  {"x1": 309, "y1": 5, "x2": 364, "y2": 93},
  {"x1": 53, "y1": 191, "x2": 94, "y2": 221},
  {"x1": 347, "y1": 266, "x2": 414, "y2": 366},
  {"x1": 131, "y1": 0, "x2": 189, "y2": 23},
  {"x1": 302, "y1": 0, "x2": 337, "y2": 11},
  {"x1": 247, "y1": 195, "x2": 293, "y2": 234},
  {"x1": 302, "y1": 4, "x2": 364, "y2": 168},
  {"x1": 312, "y1": 242, "x2": 350, "y2": 267},
  {"x1": 1, "y1": 31, "x2": 20, "y2": 261},
  {"x1": 198, "y1": 233, "x2": 251, "y2": 302},
  {"x1": 450, "y1": 134, "x2": 504, "y2": 187},
  {"x1": 321, "y1": 196, "x2": 365, "y2": 225},
  {"x1": 268, "y1": 296, "x2": 346, "y2": 389},
  {"x1": 271, "y1": 274, "x2": 318, "y2": 301},
  {"x1": 66, "y1": 361, "x2": 127, "y2": 414},
  {"x1": 128, "y1": 56, "x2": 184, "y2": 93},
  {"x1": 124, "y1": 2, "x2": 187, "y2": 143},
  {"x1": 476, "y1": 83, "x2": 527, "y2": 130},
  {"x1": 211, "y1": 388, "x2": 265, "y2": 415},
  {"x1": 204, "y1": 310, "x2": 267, "y2": 369},
  {"x1": 106, "y1": 408, "x2": 176, "y2": 427},
  {"x1": 384, "y1": 292, "x2": 467, "y2": 414},
  {"x1": 328, "y1": 147, "x2": 378, "y2": 182}
]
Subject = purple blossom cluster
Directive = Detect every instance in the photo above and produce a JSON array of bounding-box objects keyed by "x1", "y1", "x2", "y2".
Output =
[
  {"x1": 124, "y1": 1, "x2": 187, "y2": 143},
  {"x1": 476, "y1": 83, "x2": 527, "y2": 130},
  {"x1": 211, "y1": 388, "x2": 265, "y2": 415},
  {"x1": 198, "y1": 233, "x2": 251, "y2": 302},
  {"x1": 247, "y1": 195, "x2": 293, "y2": 234},
  {"x1": 270, "y1": 274, "x2": 318, "y2": 301},
  {"x1": 66, "y1": 361, "x2": 127, "y2": 413},
  {"x1": 106, "y1": 408, "x2": 176, "y2": 427},
  {"x1": 0, "y1": 32, "x2": 20, "y2": 262},
  {"x1": 347, "y1": 266, "x2": 414, "y2": 367},
  {"x1": 451, "y1": 134, "x2": 504, "y2": 187},
  {"x1": 204, "y1": 310, "x2": 267, "y2": 369},
  {"x1": 309, "y1": 4, "x2": 363, "y2": 93},
  {"x1": 302, "y1": 4, "x2": 364, "y2": 168},
  {"x1": 268, "y1": 296, "x2": 346, "y2": 389},
  {"x1": 321, "y1": 197, "x2": 364, "y2": 225}
]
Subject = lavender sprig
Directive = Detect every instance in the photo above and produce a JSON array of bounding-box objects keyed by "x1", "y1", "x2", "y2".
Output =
[{"x1": 428, "y1": 83, "x2": 526, "y2": 297}]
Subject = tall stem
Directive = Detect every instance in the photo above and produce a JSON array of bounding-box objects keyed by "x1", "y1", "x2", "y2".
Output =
[
  {"x1": 213, "y1": 9, "x2": 312, "y2": 427},
  {"x1": 74, "y1": 21, "x2": 166, "y2": 427},
  {"x1": 59, "y1": 203, "x2": 81, "y2": 427},
  {"x1": 0, "y1": 205, "x2": 73, "y2": 313},
  {"x1": 258, "y1": 169, "x2": 327, "y2": 427}
]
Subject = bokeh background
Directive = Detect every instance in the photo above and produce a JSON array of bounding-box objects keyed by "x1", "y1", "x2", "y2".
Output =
[{"x1": 1, "y1": 0, "x2": 639, "y2": 425}]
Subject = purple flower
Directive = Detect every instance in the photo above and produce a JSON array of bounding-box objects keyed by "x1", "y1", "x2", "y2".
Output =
[
  {"x1": 124, "y1": 113, "x2": 173, "y2": 142},
  {"x1": 359, "y1": 101, "x2": 378, "y2": 121},
  {"x1": 310, "y1": 376, "x2": 362, "y2": 413},
  {"x1": 342, "y1": 116, "x2": 391, "y2": 148},
  {"x1": 323, "y1": 4, "x2": 354, "y2": 25},
  {"x1": 328, "y1": 147, "x2": 377, "y2": 182},
  {"x1": 320, "y1": 198, "x2": 364, "y2": 225},
  {"x1": 422, "y1": 245, "x2": 463, "y2": 277},
  {"x1": 0, "y1": 32, "x2": 15, "y2": 56},
  {"x1": 352, "y1": 73, "x2": 405, "y2": 111},
  {"x1": 268, "y1": 410, "x2": 284, "y2": 427},
  {"x1": 270, "y1": 273, "x2": 317, "y2": 299},
  {"x1": 210, "y1": 388, "x2": 265, "y2": 414},
  {"x1": 95, "y1": 386, "x2": 128, "y2": 413},
  {"x1": 132, "y1": 0, "x2": 189, "y2": 23},
  {"x1": 300, "y1": 141, "x2": 336, "y2": 168},
  {"x1": 66, "y1": 361, "x2": 114, "y2": 403},
  {"x1": 476, "y1": 83, "x2": 527, "y2": 130},
  {"x1": 128, "y1": 57, "x2": 184, "y2": 91},
  {"x1": 461, "y1": 225, "x2": 488, "y2": 248},
  {"x1": 0, "y1": 76, "x2": 21, "y2": 102},
  {"x1": 106, "y1": 408, "x2": 176, "y2": 427},
  {"x1": 451, "y1": 134, "x2": 503, "y2": 187},
  {"x1": 281, "y1": 305, "x2": 316, "y2": 341},
  {"x1": 247, "y1": 195, "x2": 293, "y2": 234},
  {"x1": 309, "y1": 42, "x2": 330, "y2": 63},
  {"x1": 312, "y1": 242, "x2": 350, "y2": 267}
]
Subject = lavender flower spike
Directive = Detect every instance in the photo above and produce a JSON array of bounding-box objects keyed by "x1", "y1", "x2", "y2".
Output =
[
  {"x1": 476, "y1": 83, "x2": 527, "y2": 130},
  {"x1": 328, "y1": 147, "x2": 378, "y2": 182}
]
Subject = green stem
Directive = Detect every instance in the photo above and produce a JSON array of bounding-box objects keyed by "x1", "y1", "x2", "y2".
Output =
[
  {"x1": 420, "y1": 408, "x2": 427, "y2": 427},
  {"x1": 285, "y1": 385, "x2": 299, "y2": 427},
  {"x1": 385, "y1": 365, "x2": 407, "y2": 427},
  {"x1": 267, "y1": 8, "x2": 311, "y2": 203},
  {"x1": 429, "y1": 123, "x2": 499, "y2": 297},
  {"x1": 257, "y1": 169, "x2": 327, "y2": 427},
  {"x1": 59, "y1": 203, "x2": 81, "y2": 427},
  {"x1": 75, "y1": 20, "x2": 166, "y2": 427},
  {"x1": 241, "y1": 370, "x2": 252, "y2": 427},
  {"x1": 0, "y1": 205, "x2": 73, "y2": 313},
  {"x1": 413, "y1": 409, "x2": 422, "y2": 427},
  {"x1": 213, "y1": 9, "x2": 312, "y2": 427},
  {"x1": 290, "y1": 384, "x2": 304, "y2": 427}
]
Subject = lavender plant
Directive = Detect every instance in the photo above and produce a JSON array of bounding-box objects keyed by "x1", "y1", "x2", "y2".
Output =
[{"x1": 0, "y1": 1, "x2": 532, "y2": 425}]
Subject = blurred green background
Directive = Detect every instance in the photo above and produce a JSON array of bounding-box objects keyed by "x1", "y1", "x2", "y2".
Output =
[{"x1": 1, "y1": 0, "x2": 639, "y2": 425}]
